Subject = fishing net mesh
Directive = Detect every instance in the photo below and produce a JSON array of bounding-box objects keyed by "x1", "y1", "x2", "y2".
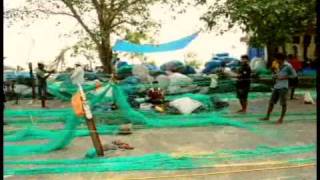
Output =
[
  {"x1": 4, "y1": 82, "x2": 316, "y2": 175},
  {"x1": 4, "y1": 144, "x2": 315, "y2": 175}
]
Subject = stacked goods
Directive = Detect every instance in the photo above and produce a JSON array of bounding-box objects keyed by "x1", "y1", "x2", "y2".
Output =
[{"x1": 160, "y1": 60, "x2": 185, "y2": 73}]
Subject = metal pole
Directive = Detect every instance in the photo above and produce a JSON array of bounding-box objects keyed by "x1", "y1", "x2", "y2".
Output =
[{"x1": 28, "y1": 62, "x2": 36, "y2": 100}]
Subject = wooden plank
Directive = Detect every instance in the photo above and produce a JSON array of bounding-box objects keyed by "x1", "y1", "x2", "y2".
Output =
[{"x1": 78, "y1": 84, "x2": 104, "y2": 156}]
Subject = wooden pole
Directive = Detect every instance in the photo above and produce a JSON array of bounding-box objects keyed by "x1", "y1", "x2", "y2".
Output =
[
  {"x1": 28, "y1": 62, "x2": 36, "y2": 100},
  {"x1": 78, "y1": 84, "x2": 104, "y2": 156}
]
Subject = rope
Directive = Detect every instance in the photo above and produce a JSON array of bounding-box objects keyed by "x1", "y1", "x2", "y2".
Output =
[{"x1": 121, "y1": 163, "x2": 315, "y2": 180}]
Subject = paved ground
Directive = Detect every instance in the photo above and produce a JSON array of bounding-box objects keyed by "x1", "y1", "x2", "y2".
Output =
[{"x1": 4, "y1": 92, "x2": 317, "y2": 180}]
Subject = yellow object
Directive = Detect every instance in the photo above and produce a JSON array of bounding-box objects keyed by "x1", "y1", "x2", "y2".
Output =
[
  {"x1": 154, "y1": 105, "x2": 165, "y2": 113},
  {"x1": 271, "y1": 60, "x2": 280, "y2": 72}
]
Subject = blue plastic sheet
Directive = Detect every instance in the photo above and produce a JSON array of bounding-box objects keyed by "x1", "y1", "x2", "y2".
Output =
[
  {"x1": 182, "y1": 65, "x2": 196, "y2": 75},
  {"x1": 248, "y1": 47, "x2": 265, "y2": 60},
  {"x1": 216, "y1": 53, "x2": 229, "y2": 57},
  {"x1": 113, "y1": 32, "x2": 199, "y2": 53},
  {"x1": 160, "y1": 60, "x2": 185, "y2": 72},
  {"x1": 202, "y1": 61, "x2": 223, "y2": 74},
  {"x1": 116, "y1": 61, "x2": 128, "y2": 69}
]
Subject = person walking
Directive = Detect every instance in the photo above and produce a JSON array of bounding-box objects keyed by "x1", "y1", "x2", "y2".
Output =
[{"x1": 260, "y1": 53, "x2": 297, "y2": 124}]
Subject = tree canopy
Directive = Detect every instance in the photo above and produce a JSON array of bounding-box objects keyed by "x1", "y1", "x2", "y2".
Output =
[
  {"x1": 198, "y1": 0, "x2": 316, "y2": 61},
  {"x1": 5, "y1": 0, "x2": 189, "y2": 73}
]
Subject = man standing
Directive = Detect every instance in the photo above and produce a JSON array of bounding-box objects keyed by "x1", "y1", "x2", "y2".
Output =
[
  {"x1": 36, "y1": 62, "x2": 54, "y2": 108},
  {"x1": 260, "y1": 53, "x2": 297, "y2": 124},
  {"x1": 235, "y1": 55, "x2": 251, "y2": 113},
  {"x1": 287, "y1": 54, "x2": 301, "y2": 99},
  {"x1": 70, "y1": 62, "x2": 85, "y2": 85}
]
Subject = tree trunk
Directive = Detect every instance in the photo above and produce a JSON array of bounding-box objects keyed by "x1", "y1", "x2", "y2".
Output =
[
  {"x1": 266, "y1": 42, "x2": 277, "y2": 68},
  {"x1": 303, "y1": 35, "x2": 311, "y2": 61},
  {"x1": 95, "y1": 8, "x2": 114, "y2": 74},
  {"x1": 99, "y1": 47, "x2": 113, "y2": 74},
  {"x1": 98, "y1": 34, "x2": 113, "y2": 74},
  {"x1": 282, "y1": 44, "x2": 287, "y2": 56}
]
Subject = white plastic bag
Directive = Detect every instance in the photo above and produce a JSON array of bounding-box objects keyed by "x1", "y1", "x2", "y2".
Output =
[
  {"x1": 250, "y1": 57, "x2": 266, "y2": 71},
  {"x1": 169, "y1": 97, "x2": 203, "y2": 114},
  {"x1": 15, "y1": 84, "x2": 32, "y2": 95},
  {"x1": 208, "y1": 74, "x2": 218, "y2": 88},
  {"x1": 156, "y1": 75, "x2": 170, "y2": 90},
  {"x1": 304, "y1": 91, "x2": 314, "y2": 104},
  {"x1": 132, "y1": 64, "x2": 153, "y2": 83},
  {"x1": 167, "y1": 73, "x2": 193, "y2": 94},
  {"x1": 168, "y1": 73, "x2": 193, "y2": 85}
]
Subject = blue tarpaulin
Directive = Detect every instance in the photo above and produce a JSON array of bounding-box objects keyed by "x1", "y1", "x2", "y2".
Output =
[
  {"x1": 248, "y1": 47, "x2": 265, "y2": 60},
  {"x1": 112, "y1": 32, "x2": 199, "y2": 53}
]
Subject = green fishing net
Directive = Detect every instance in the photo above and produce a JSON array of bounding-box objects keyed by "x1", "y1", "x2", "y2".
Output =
[
  {"x1": 5, "y1": 82, "x2": 317, "y2": 156},
  {"x1": 4, "y1": 144, "x2": 315, "y2": 175},
  {"x1": 4, "y1": 83, "x2": 253, "y2": 156},
  {"x1": 47, "y1": 81, "x2": 100, "y2": 101},
  {"x1": 4, "y1": 110, "x2": 80, "y2": 156},
  {"x1": 4, "y1": 81, "x2": 316, "y2": 176}
]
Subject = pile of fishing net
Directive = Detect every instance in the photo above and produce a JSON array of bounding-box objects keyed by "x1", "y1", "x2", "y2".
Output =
[
  {"x1": 4, "y1": 82, "x2": 316, "y2": 176},
  {"x1": 4, "y1": 83, "x2": 253, "y2": 157}
]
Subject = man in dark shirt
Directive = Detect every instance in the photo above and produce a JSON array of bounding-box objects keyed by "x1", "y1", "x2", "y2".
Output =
[
  {"x1": 235, "y1": 55, "x2": 251, "y2": 113},
  {"x1": 287, "y1": 54, "x2": 301, "y2": 99},
  {"x1": 36, "y1": 62, "x2": 54, "y2": 108}
]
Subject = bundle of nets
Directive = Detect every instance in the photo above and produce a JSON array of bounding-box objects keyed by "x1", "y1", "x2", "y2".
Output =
[
  {"x1": 4, "y1": 83, "x2": 117, "y2": 156},
  {"x1": 110, "y1": 84, "x2": 251, "y2": 129},
  {"x1": 160, "y1": 60, "x2": 185, "y2": 73},
  {"x1": 4, "y1": 109, "x2": 80, "y2": 156},
  {"x1": 4, "y1": 110, "x2": 123, "y2": 156},
  {"x1": 47, "y1": 80, "x2": 100, "y2": 101},
  {"x1": 7, "y1": 83, "x2": 315, "y2": 157},
  {"x1": 116, "y1": 65, "x2": 133, "y2": 79},
  {"x1": 4, "y1": 82, "x2": 254, "y2": 156}
]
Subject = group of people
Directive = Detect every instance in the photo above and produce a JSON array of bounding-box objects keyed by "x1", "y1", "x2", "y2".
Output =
[
  {"x1": 231, "y1": 53, "x2": 299, "y2": 124},
  {"x1": 36, "y1": 62, "x2": 84, "y2": 108}
]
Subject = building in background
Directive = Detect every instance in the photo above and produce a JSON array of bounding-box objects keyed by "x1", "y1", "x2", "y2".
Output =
[
  {"x1": 280, "y1": 26, "x2": 317, "y2": 63},
  {"x1": 241, "y1": 25, "x2": 317, "y2": 66}
]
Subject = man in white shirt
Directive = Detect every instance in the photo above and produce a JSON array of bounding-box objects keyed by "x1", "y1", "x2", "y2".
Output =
[{"x1": 70, "y1": 62, "x2": 85, "y2": 85}]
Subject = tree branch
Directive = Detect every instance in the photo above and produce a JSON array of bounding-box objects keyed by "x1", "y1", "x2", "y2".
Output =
[
  {"x1": 91, "y1": 0, "x2": 101, "y2": 11},
  {"x1": 115, "y1": 0, "x2": 142, "y2": 12},
  {"x1": 33, "y1": 8, "x2": 75, "y2": 17},
  {"x1": 110, "y1": 0, "x2": 147, "y2": 24},
  {"x1": 61, "y1": 0, "x2": 100, "y2": 46},
  {"x1": 91, "y1": 0, "x2": 111, "y2": 43},
  {"x1": 91, "y1": 0, "x2": 104, "y2": 25},
  {"x1": 111, "y1": 19, "x2": 135, "y2": 29}
]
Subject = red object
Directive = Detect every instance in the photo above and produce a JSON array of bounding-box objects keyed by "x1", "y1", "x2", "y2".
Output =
[
  {"x1": 95, "y1": 81, "x2": 102, "y2": 89},
  {"x1": 112, "y1": 140, "x2": 134, "y2": 150},
  {"x1": 147, "y1": 88, "x2": 164, "y2": 101},
  {"x1": 289, "y1": 58, "x2": 302, "y2": 71}
]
